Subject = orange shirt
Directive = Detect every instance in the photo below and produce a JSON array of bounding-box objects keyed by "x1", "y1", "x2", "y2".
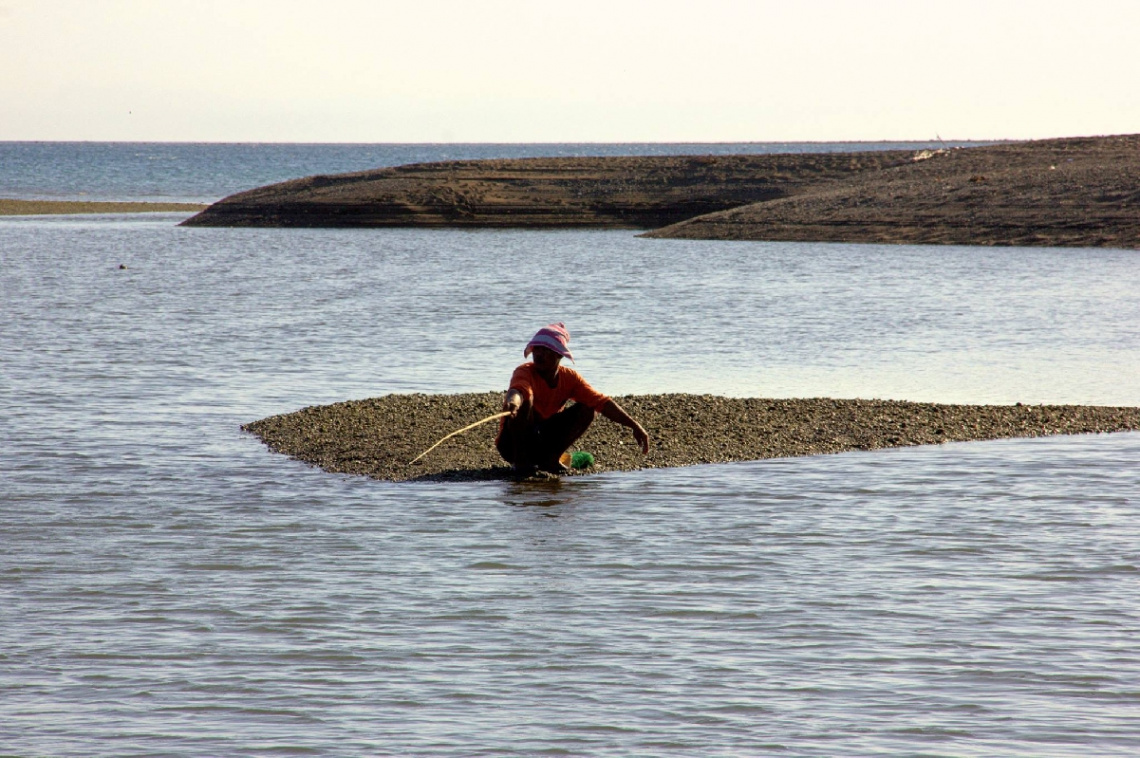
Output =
[{"x1": 508, "y1": 363, "x2": 610, "y2": 420}]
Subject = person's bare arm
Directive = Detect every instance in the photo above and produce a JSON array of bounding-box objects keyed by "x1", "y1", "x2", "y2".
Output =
[{"x1": 600, "y1": 399, "x2": 650, "y2": 454}]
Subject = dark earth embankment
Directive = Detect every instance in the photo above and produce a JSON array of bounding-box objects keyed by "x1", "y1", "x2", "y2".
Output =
[
  {"x1": 183, "y1": 134, "x2": 1140, "y2": 248},
  {"x1": 180, "y1": 152, "x2": 913, "y2": 228},
  {"x1": 243, "y1": 393, "x2": 1140, "y2": 482},
  {"x1": 646, "y1": 134, "x2": 1140, "y2": 247}
]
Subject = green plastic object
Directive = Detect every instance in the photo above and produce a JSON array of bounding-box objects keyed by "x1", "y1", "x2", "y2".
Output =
[{"x1": 570, "y1": 451, "x2": 595, "y2": 469}]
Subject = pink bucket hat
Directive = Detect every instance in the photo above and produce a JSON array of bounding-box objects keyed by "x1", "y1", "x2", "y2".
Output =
[{"x1": 524, "y1": 322, "x2": 574, "y2": 361}]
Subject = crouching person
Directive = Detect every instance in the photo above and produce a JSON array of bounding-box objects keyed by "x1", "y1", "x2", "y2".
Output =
[{"x1": 496, "y1": 323, "x2": 650, "y2": 475}]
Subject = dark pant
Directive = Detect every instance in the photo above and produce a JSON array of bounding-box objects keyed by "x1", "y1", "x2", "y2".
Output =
[{"x1": 496, "y1": 402, "x2": 595, "y2": 470}]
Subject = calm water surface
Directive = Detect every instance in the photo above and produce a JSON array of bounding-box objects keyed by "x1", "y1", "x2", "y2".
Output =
[{"x1": 2, "y1": 215, "x2": 1139, "y2": 756}]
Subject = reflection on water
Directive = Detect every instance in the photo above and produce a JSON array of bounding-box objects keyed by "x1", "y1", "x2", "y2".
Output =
[
  {"x1": 503, "y1": 481, "x2": 575, "y2": 510},
  {"x1": 2, "y1": 218, "x2": 1139, "y2": 756}
]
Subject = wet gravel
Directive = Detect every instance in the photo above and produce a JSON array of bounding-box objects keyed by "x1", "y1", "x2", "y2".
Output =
[{"x1": 243, "y1": 393, "x2": 1140, "y2": 482}]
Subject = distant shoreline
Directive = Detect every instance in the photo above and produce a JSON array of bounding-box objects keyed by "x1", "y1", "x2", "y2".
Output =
[
  {"x1": 180, "y1": 134, "x2": 1140, "y2": 249},
  {"x1": 0, "y1": 198, "x2": 207, "y2": 216}
]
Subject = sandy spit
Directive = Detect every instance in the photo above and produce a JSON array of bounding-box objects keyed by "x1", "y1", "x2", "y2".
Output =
[
  {"x1": 243, "y1": 393, "x2": 1140, "y2": 482},
  {"x1": 0, "y1": 199, "x2": 207, "y2": 216}
]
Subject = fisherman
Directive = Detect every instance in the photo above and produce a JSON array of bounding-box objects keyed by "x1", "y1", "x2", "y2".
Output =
[{"x1": 497, "y1": 322, "x2": 650, "y2": 475}]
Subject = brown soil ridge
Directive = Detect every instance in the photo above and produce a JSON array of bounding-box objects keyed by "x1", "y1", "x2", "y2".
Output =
[
  {"x1": 182, "y1": 135, "x2": 1140, "y2": 248},
  {"x1": 180, "y1": 152, "x2": 913, "y2": 228},
  {"x1": 243, "y1": 393, "x2": 1140, "y2": 483},
  {"x1": 646, "y1": 134, "x2": 1140, "y2": 248},
  {"x1": 1, "y1": 199, "x2": 207, "y2": 216}
]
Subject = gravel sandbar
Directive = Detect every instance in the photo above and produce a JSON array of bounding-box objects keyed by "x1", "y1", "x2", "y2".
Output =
[{"x1": 243, "y1": 393, "x2": 1140, "y2": 482}]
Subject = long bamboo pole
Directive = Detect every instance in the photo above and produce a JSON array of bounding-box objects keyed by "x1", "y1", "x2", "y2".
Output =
[{"x1": 408, "y1": 411, "x2": 511, "y2": 465}]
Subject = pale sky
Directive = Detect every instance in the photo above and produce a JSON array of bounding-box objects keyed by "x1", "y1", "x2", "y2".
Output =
[{"x1": 1, "y1": 0, "x2": 1137, "y2": 142}]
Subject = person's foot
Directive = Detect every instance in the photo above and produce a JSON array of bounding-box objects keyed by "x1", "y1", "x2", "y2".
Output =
[
  {"x1": 538, "y1": 458, "x2": 571, "y2": 476},
  {"x1": 511, "y1": 463, "x2": 539, "y2": 478}
]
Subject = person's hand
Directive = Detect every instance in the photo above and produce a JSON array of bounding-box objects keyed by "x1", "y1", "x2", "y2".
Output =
[
  {"x1": 503, "y1": 391, "x2": 522, "y2": 418},
  {"x1": 632, "y1": 423, "x2": 650, "y2": 455}
]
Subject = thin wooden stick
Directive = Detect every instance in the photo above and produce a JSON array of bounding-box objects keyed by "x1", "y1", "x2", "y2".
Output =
[{"x1": 408, "y1": 411, "x2": 511, "y2": 465}]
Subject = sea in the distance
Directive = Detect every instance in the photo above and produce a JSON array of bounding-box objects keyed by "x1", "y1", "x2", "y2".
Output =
[{"x1": 2, "y1": 142, "x2": 1138, "y2": 757}]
